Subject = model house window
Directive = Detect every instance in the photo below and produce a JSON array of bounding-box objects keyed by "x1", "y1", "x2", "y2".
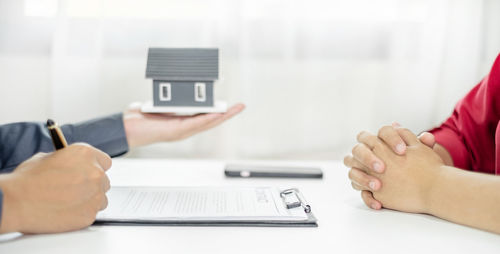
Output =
[
  {"x1": 159, "y1": 83, "x2": 171, "y2": 101},
  {"x1": 195, "y1": 83, "x2": 206, "y2": 102}
]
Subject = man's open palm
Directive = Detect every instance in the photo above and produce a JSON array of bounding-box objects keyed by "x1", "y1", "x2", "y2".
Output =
[{"x1": 123, "y1": 103, "x2": 245, "y2": 148}]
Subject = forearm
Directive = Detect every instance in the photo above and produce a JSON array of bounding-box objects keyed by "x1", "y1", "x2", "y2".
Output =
[
  {"x1": 427, "y1": 165, "x2": 500, "y2": 234},
  {"x1": 0, "y1": 113, "x2": 128, "y2": 171}
]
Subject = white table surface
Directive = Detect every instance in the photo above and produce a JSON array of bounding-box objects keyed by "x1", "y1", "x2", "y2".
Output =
[{"x1": 1, "y1": 158, "x2": 499, "y2": 253}]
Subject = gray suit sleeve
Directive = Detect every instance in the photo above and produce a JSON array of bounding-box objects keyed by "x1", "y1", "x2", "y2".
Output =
[{"x1": 0, "y1": 113, "x2": 129, "y2": 173}]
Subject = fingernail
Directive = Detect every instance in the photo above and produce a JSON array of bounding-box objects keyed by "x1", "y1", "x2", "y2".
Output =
[
  {"x1": 371, "y1": 203, "x2": 379, "y2": 209},
  {"x1": 373, "y1": 162, "x2": 383, "y2": 173},
  {"x1": 369, "y1": 181, "x2": 376, "y2": 190},
  {"x1": 419, "y1": 132, "x2": 429, "y2": 139},
  {"x1": 396, "y1": 143, "x2": 406, "y2": 154},
  {"x1": 392, "y1": 122, "x2": 401, "y2": 128}
]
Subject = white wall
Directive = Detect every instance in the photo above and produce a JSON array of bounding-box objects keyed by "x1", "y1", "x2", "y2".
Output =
[{"x1": 0, "y1": 0, "x2": 499, "y2": 160}]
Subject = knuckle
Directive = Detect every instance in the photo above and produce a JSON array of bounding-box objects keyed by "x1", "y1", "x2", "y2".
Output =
[
  {"x1": 96, "y1": 192, "x2": 105, "y2": 202},
  {"x1": 89, "y1": 168, "x2": 105, "y2": 182},
  {"x1": 347, "y1": 169, "x2": 355, "y2": 180},
  {"x1": 356, "y1": 131, "x2": 366, "y2": 141},
  {"x1": 362, "y1": 175, "x2": 372, "y2": 186},
  {"x1": 101, "y1": 196, "x2": 109, "y2": 210},
  {"x1": 72, "y1": 143, "x2": 94, "y2": 155},
  {"x1": 356, "y1": 172, "x2": 369, "y2": 186},
  {"x1": 361, "y1": 190, "x2": 371, "y2": 200},
  {"x1": 87, "y1": 212, "x2": 98, "y2": 225},
  {"x1": 91, "y1": 194, "x2": 104, "y2": 212},
  {"x1": 361, "y1": 192, "x2": 375, "y2": 208},
  {"x1": 103, "y1": 177, "x2": 111, "y2": 191},
  {"x1": 372, "y1": 140, "x2": 385, "y2": 152},
  {"x1": 343, "y1": 155, "x2": 352, "y2": 166},
  {"x1": 351, "y1": 143, "x2": 362, "y2": 155},
  {"x1": 103, "y1": 154, "x2": 112, "y2": 166},
  {"x1": 367, "y1": 135, "x2": 378, "y2": 145},
  {"x1": 103, "y1": 178, "x2": 111, "y2": 192},
  {"x1": 105, "y1": 153, "x2": 112, "y2": 162},
  {"x1": 82, "y1": 209, "x2": 98, "y2": 226},
  {"x1": 354, "y1": 143, "x2": 377, "y2": 165},
  {"x1": 351, "y1": 144, "x2": 357, "y2": 155},
  {"x1": 94, "y1": 193, "x2": 102, "y2": 203},
  {"x1": 377, "y1": 125, "x2": 392, "y2": 137},
  {"x1": 399, "y1": 127, "x2": 411, "y2": 134},
  {"x1": 348, "y1": 168, "x2": 364, "y2": 183},
  {"x1": 361, "y1": 191, "x2": 369, "y2": 201}
]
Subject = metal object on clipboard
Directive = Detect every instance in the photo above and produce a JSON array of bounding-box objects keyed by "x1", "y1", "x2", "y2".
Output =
[{"x1": 280, "y1": 188, "x2": 312, "y2": 213}]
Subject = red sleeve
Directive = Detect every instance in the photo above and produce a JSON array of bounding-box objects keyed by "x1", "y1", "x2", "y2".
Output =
[
  {"x1": 429, "y1": 54, "x2": 500, "y2": 174},
  {"x1": 429, "y1": 113, "x2": 473, "y2": 170}
]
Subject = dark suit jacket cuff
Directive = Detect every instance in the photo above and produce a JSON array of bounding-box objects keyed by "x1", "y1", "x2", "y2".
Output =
[{"x1": 62, "y1": 113, "x2": 130, "y2": 157}]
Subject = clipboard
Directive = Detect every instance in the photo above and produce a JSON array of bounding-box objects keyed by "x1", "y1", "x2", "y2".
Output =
[{"x1": 94, "y1": 187, "x2": 318, "y2": 227}]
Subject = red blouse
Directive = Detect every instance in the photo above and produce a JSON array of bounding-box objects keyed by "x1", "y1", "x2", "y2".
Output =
[{"x1": 429, "y1": 54, "x2": 500, "y2": 175}]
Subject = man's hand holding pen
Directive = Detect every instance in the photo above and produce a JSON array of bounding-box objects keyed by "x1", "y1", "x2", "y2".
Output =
[{"x1": 0, "y1": 144, "x2": 111, "y2": 234}]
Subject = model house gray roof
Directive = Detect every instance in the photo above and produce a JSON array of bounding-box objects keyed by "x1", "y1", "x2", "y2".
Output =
[{"x1": 146, "y1": 48, "x2": 219, "y2": 81}]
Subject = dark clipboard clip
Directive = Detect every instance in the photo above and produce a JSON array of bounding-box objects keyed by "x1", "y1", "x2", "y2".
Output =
[{"x1": 280, "y1": 188, "x2": 312, "y2": 213}]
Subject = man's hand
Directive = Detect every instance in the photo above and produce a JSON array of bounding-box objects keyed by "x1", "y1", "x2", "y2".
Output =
[
  {"x1": 123, "y1": 103, "x2": 245, "y2": 148},
  {"x1": 343, "y1": 123, "x2": 436, "y2": 210},
  {"x1": 0, "y1": 143, "x2": 112, "y2": 234}
]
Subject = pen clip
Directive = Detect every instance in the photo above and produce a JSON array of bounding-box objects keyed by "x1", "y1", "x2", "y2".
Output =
[{"x1": 280, "y1": 188, "x2": 311, "y2": 213}]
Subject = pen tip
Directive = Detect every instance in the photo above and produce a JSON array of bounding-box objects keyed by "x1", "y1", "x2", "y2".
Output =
[{"x1": 46, "y1": 119, "x2": 55, "y2": 126}]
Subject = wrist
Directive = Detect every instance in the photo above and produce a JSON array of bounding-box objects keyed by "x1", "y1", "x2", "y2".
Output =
[
  {"x1": 0, "y1": 174, "x2": 22, "y2": 233},
  {"x1": 422, "y1": 165, "x2": 447, "y2": 215},
  {"x1": 123, "y1": 113, "x2": 141, "y2": 149},
  {"x1": 123, "y1": 112, "x2": 166, "y2": 148}
]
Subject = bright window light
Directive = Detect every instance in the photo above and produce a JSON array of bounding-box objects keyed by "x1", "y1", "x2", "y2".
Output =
[{"x1": 24, "y1": 0, "x2": 59, "y2": 17}]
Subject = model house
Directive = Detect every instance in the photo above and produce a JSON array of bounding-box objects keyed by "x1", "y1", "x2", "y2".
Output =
[{"x1": 145, "y1": 48, "x2": 219, "y2": 108}]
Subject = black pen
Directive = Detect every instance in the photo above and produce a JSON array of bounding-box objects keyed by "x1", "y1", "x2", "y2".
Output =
[{"x1": 46, "y1": 119, "x2": 68, "y2": 150}]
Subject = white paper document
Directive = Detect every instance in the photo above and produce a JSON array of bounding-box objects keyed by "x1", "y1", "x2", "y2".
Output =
[{"x1": 96, "y1": 186, "x2": 309, "y2": 222}]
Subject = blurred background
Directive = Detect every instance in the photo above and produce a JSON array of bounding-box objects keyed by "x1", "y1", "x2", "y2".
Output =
[{"x1": 0, "y1": 0, "x2": 499, "y2": 160}]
